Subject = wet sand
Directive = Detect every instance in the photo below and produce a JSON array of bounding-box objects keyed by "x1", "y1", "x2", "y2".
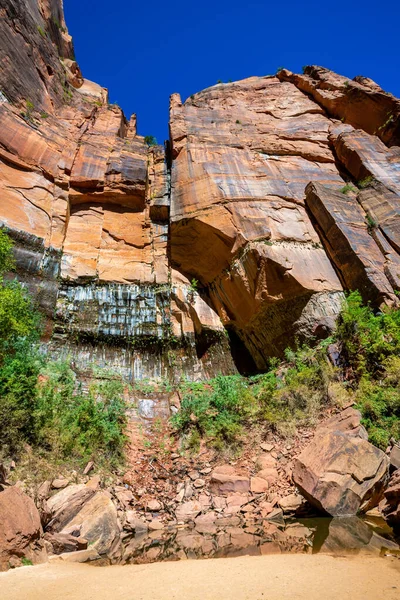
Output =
[{"x1": 1, "y1": 554, "x2": 400, "y2": 600}]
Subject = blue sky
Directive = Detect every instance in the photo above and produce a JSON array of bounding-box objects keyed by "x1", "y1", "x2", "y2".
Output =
[{"x1": 65, "y1": 0, "x2": 400, "y2": 143}]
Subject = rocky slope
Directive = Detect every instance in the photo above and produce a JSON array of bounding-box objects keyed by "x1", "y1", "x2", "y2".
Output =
[{"x1": 1, "y1": 1, "x2": 400, "y2": 380}]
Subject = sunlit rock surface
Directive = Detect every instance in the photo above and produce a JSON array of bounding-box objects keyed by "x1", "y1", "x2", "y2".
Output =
[{"x1": 1, "y1": 0, "x2": 400, "y2": 376}]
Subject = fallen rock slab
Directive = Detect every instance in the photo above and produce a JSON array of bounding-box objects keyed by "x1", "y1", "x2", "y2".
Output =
[
  {"x1": 47, "y1": 484, "x2": 97, "y2": 531},
  {"x1": 59, "y1": 492, "x2": 120, "y2": 555},
  {"x1": 0, "y1": 486, "x2": 47, "y2": 571},
  {"x1": 293, "y1": 430, "x2": 389, "y2": 516}
]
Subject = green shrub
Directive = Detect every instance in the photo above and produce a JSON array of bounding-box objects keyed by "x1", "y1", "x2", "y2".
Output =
[
  {"x1": 335, "y1": 291, "x2": 400, "y2": 378},
  {"x1": 358, "y1": 176, "x2": 374, "y2": 189},
  {"x1": 172, "y1": 375, "x2": 256, "y2": 450},
  {"x1": 144, "y1": 135, "x2": 157, "y2": 146},
  {"x1": 340, "y1": 183, "x2": 357, "y2": 195}
]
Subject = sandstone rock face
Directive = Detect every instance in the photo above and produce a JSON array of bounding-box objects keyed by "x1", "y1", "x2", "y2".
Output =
[
  {"x1": 293, "y1": 430, "x2": 389, "y2": 516},
  {"x1": 0, "y1": 0, "x2": 235, "y2": 382},
  {"x1": 278, "y1": 66, "x2": 400, "y2": 147},
  {"x1": 0, "y1": 486, "x2": 47, "y2": 570},
  {"x1": 305, "y1": 182, "x2": 396, "y2": 305},
  {"x1": 169, "y1": 77, "x2": 346, "y2": 367},
  {"x1": 1, "y1": 2, "x2": 400, "y2": 375}
]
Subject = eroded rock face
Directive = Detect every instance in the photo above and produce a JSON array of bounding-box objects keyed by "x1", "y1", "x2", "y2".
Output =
[
  {"x1": 169, "y1": 77, "x2": 346, "y2": 367},
  {"x1": 0, "y1": 486, "x2": 47, "y2": 570},
  {"x1": 1, "y1": 2, "x2": 400, "y2": 375},
  {"x1": 0, "y1": 0, "x2": 234, "y2": 381},
  {"x1": 293, "y1": 430, "x2": 389, "y2": 516}
]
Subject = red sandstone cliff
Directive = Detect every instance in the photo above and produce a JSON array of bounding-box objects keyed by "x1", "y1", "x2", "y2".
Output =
[{"x1": 1, "y1": 0, "x2": 400, "y2": 376}]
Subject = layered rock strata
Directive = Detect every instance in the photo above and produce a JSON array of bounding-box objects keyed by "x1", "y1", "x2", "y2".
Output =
[
  {"x1": 169, "y1": 71, "x2": 400, "y2": 368},
  {"x1": 0, "y1": 0, "x2": 234, "y2": 382},
  {"x1": 1, "y1": 0, "x2": 400, "y2": 376}
]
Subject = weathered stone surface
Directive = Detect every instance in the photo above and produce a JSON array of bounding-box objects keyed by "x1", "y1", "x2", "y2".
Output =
[
  {"x1": 293, "y1": 430, "x2": 389, "y2": 516},
  {"x1": 47, "y1": 483, "x2": 97, "y2": 531},
  {"x1": 278, "y1": 494, "x2": 303, "y2": 513},
  {"x1": 169, "y1": 76, "x2": 346, "y2": 367},
  {"x1": 210, "y1": 471, "x2": 250, "y2": 495},
  {"x1": 390, "y1": 446, "x2": 400, "y2": 472},
  {"x1": 44, "y1": 532, "x2": 87, "y2": 555},
  {"x1": 306, "y1": 182, "x2": 396, "y2": 305},
  {"x1": 175, "y1": 500, "x2": 202, "y2": 522},
  {"x1": 278, "y1": 66, "x2": 400, "y2": 147},
  {"x1": 316, "y1": 407, "x2": 368, "y2": 440},
  {"x1": 380, "y1": 469, "x2": 400, "y2": 531},
  {"x1": 59, "y1": 492, "x2": 119, "y2": 555},
  {"x1": 0, "y1": 486, "x2": 47, "y2": 570},
  {"x1": 1, "y1": 4, "x2": 400, "y2": 377}
]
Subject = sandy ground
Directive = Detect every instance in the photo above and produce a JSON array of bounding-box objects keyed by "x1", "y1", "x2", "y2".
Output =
[{"x1": 1, "y1": 555, "x2": 400, "y2": 600}]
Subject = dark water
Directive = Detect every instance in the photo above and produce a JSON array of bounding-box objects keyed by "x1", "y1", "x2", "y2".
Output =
[{"x1": 104, "y1": 515, "x2": 400, "y2": 566}]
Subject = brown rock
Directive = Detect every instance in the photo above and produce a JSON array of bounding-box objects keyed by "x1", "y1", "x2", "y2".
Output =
[
  {"x1": 306, "y1": 182, "x2": 396, "y2": 306},
  {"x1": 47, "y1": 484, "x2": 96, "y2": 531},
  {"x1": 257, "y1": 468, "x2": 279, "y2": 485},
  {"x1": 60, "y1": 492, "x2": 119, "y2": 555},
  {"x1": 146, "y1": 499, "x2": 162, "y2": 512},
  {"x1": 52, "y1": 478, "x2": 70, "y2": 490},
  {"x1": 0, "y1": 486, "x2": 47, "y2": 571},
  {"x1": 278, "y1": 66, "x2": 400, "y2": 147},
  {"x1": 250, "y1": 477, "x2": 269, "y2": 494},
  {"x1": 175, "y1": 500, "x2": 202, "y2": 523},
  {"x1": 255, "y1": 454, "x2": 277, "y2": 471},
  {"x1": 380, "y1": 469, "x2": 400, "y2": 531},
  {"x1": 293, "y1": 430, "x2": 389, "y2": 516},
  {"x1": 390, "y1": 446, "x2": 400, "y2": 471},
  {"x1": 278, "y1": 494, "x2": 303, "y2": 513},
  {"x1": 318, "y1": 407, "x2": 368, "y2": 440},
  {"x1": 210, "y1": 472, "x2": 250, "y2": 495},
  {"x1": 44, "y1": 532, "x2": 87, "y2": 555}
]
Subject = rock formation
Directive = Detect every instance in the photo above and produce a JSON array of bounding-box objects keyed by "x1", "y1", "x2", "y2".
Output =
[
  {"x1": 1, "y1": 0, "x2": 400, "y2": 379},
  {"x1": 293, "y1": 415, "x2": 389, "y2": 516}
]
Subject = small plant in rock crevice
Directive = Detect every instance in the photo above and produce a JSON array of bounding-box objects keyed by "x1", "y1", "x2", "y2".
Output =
[
  {"x1": 340, "y1": 183, "x2": 357, "y2": 195},
  {"x1": 358, "y1": 176, "x2": 374, "y2": 189},
  {"x1": 366, "y1": 213, "x2": 377, "y2": 233}
]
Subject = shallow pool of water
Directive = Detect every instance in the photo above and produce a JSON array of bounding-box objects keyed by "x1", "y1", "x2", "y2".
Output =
[{"x1": 102, "y1": 515, "x2": 400, "y2": 566}]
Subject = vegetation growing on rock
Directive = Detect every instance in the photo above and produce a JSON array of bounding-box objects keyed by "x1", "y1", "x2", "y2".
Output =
[
  {"x1": 172, "y1": 291, "x2": 400, "y2": 452},
  {"x1": 0, "y1": 231, "x2": 127, "y2": 468}
]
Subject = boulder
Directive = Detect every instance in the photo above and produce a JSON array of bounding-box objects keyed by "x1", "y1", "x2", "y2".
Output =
[
  {"x1": 380, "y1": 469, "x2": 400, "y2": 531},
  {"x1": 293, "y1": 430, "x2": 389, "y2": 516},
  {"x1": 211, "y1": 471, "x2": 250, "y2": 495},
  {"x1": 317, "y1": 407, "x2": 368, "y2": 440},
  {"x1": 44, "y1": 532, "x2": 87, "y2": 555},
  {"x1": 124, "y1": 511, "x2": 148, "y2": 534},
  {"x1": 0, "y1": 486, "x2": 47, "y2": 571},
  {"x1": 175, "y1": 500, "x2": 202, "y2": 522},
  {"x1": 59, "y1": 492, "x2": 120, "y2": 555},
  {"x1": 390, "y1": 445, "x2": 400, "y2": 472},
  {"x1": 250, "y1": 476, "x2": 269, "y2": 494},
  {"x1": 279, "y1": 494, "x2": 303, "y2": 513},
  {"x1": 47, "y1": 483, "x2": 97, "y2": 530}
]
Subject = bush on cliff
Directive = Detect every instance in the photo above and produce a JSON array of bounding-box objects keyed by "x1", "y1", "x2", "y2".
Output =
[
  {"x1": 0, "y1": 230, "x2": 127, "y2": 468},
  {"x1": 172, "y1": 292, "x2": 400, "y2": 452}
]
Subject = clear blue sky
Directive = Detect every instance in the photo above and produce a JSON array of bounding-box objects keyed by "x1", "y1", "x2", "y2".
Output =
[{"x1": 64, "y1": 0, "x2": 400, "y2": 143}]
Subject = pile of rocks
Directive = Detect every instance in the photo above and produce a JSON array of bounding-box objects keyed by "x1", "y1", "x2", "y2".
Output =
[{"x1": 1, "y1": 408, "x2": 399, "y2": 570}]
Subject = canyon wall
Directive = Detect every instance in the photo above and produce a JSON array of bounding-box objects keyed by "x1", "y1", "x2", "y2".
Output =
[{"x1": 1, "y1": 0, "x2": 400, "y2": 376}]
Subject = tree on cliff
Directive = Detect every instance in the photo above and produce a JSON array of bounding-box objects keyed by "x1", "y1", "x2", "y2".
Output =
[{"x1": 0, "y1": 230, "x2": 39, "y2": 354}]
